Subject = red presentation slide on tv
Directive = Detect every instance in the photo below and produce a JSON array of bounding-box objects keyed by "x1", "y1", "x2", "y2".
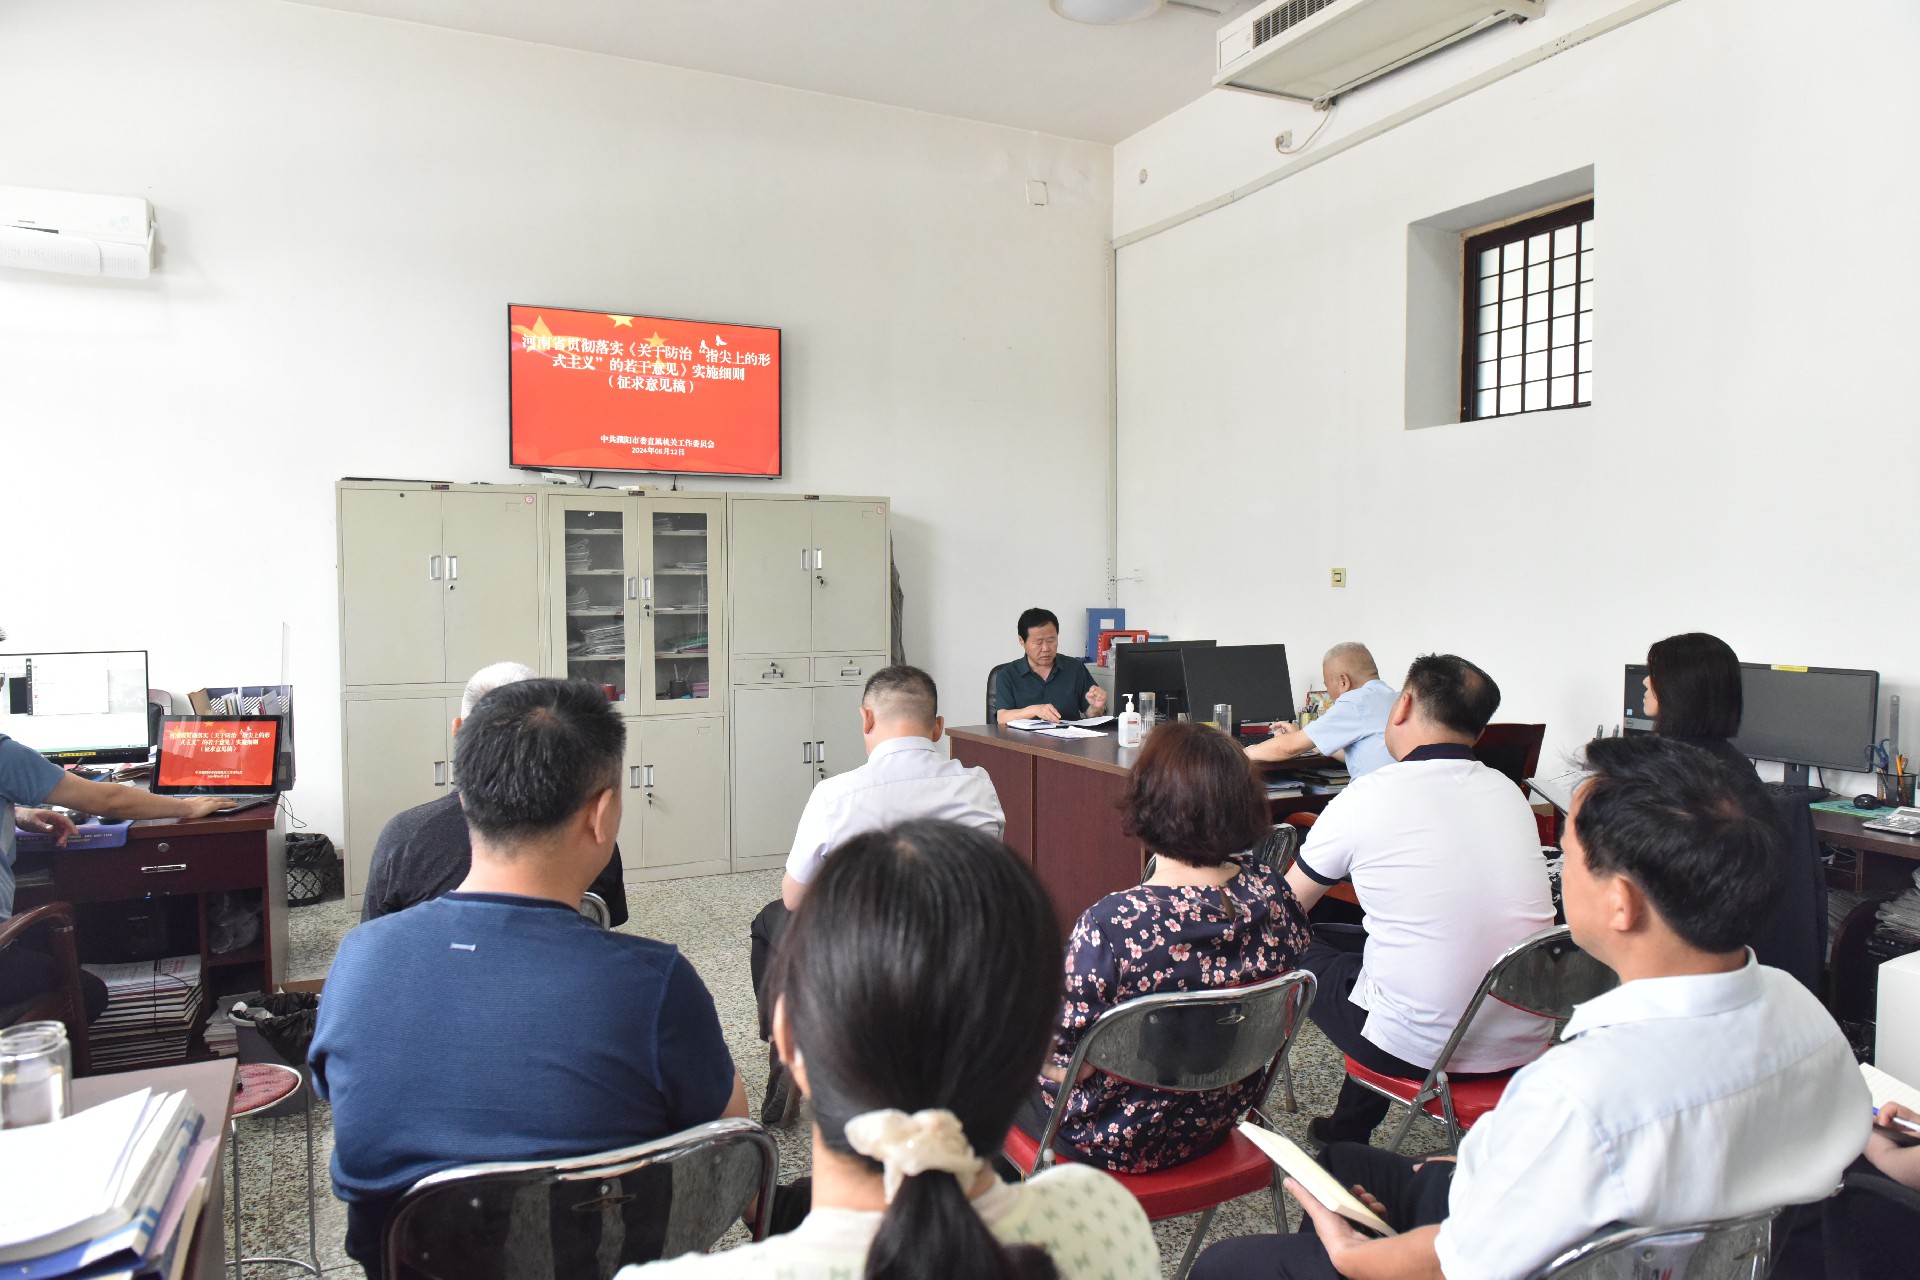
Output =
[
  {"x1": 157, "y1": 720, "x2": 278, "y2": 787},
  {"x1": 509, "y1": 305, "x2": 782, "y2": 476}
]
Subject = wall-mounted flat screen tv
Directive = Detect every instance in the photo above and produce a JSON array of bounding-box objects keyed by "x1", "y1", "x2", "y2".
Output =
[{"x1": 509, "y1": 304, "x2": 781, "y2": 477}]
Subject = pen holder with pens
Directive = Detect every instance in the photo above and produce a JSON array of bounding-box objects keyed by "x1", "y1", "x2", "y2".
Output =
[{"x1": 1879, "y1": 772, "x2": 1917, "y2": 808}]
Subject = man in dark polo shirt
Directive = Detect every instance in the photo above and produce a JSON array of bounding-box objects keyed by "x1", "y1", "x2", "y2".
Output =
[{"x1": 993, "y1": 608, "x2": 1107, "y2": 726}]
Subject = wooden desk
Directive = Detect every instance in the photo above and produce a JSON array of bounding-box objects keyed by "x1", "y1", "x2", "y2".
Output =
[
  {"x1": 948, "y1": 724, "x2": 1338, "y2": 933},
  {"x1": 15, "y1": 808, "x2": 288, "y2": 1068},
  {"x1": 72, "y1": 1058, "x2": 237, "y2": 1280}
]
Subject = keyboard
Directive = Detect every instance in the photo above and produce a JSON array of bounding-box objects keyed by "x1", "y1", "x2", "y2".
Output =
[
  {"x1": 1864, "y1": 807, "x2": 1920, "y2": 837},
  {"x1": 1763, "y1": 782, "x2": 1828, "y2": 805},
  {"x1": 199, "y1": 796, "x2": 275, "y2": 814}
]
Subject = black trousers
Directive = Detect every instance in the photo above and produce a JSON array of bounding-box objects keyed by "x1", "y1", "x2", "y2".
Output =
[
  {"x1": 749, "y1": 899, "x2": 790, "y2": 1041},
  {"x1": 0, "y1": 946, "x2": 110, "y2": 1023},
  {"x1": 1190, "y1": 1143, "x2": 1454, "y2": 1280}
]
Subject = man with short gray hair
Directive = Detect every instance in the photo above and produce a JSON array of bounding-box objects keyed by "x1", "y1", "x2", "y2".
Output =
[
  {"x1": 1246, "y1": 641, "x2": 1397, "y2": 779},
  {"x1": 360, "y1": 661, "x2": 628, "y2": 922}
]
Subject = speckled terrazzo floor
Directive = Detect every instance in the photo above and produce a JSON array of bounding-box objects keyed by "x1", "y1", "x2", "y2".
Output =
[{"x1": 238, "y1": 872, "x2": 1443, "y2": 1277}]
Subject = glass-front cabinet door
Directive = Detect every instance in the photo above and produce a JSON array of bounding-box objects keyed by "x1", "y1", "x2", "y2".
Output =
[
  {"x1": 549, "y1": 499, "x2": 637, "y2": 705},
  {"x1": 636, "y1": 497, "x2": 725, "y2": 713}
]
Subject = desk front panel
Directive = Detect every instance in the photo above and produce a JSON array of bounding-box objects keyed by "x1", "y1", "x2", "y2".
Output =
[
  {"x1": 1032, "y1": 756, "x2": 1142, "y2": 937},
  {"x1": 48, "y1": 831, "x2": 267, "y2": 903},
  {"x1": 952, "y1": 737, "x2": 1035, "y2": 860}
]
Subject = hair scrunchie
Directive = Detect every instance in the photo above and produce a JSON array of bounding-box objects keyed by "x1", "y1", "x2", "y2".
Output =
[{"x1": 843, "y1": 1108, "x2": 984, "y2": 1203}]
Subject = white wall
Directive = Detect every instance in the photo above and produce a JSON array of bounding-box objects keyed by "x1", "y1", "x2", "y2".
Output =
[
  {"x1": 0, "y1": 0, "x2": 1114, "y2": 850},
  {"x1": 1114, "y1": 0, "x2": 1920, "y2": 789}
]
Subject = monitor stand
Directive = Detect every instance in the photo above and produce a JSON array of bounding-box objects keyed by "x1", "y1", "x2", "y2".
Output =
[{"x1": 1780, "y1": 763, "x2": 1812, "y2": 788}]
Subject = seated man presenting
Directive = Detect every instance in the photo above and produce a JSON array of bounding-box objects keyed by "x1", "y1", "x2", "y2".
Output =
[
  {"x1": 312, "y1": 679, "x2": 744, "y2": 1273},
  {"x1": 360, "y1": 661, "x2": 627, "y2": 926},
  {"x1": 1193, "y1": 733, "x2": 1870, "y2": 1280},
  {"x1": 1247, "y1": 642, "x2": 1395, "y2": 779},
  {"x1": 749, "y1": 665, "x2": 1002, "y2": 1107},
  {"x1": 993, "y1": 608, "x2": 1107, "y2": 726},
  {"x1": 1287, "y1": 654, "x2": 1553, "y2": 1146}
]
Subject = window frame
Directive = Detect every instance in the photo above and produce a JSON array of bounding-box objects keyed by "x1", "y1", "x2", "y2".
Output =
[{"x1": 1459, "y1": 198, "x2": 1594, "y2": 422}]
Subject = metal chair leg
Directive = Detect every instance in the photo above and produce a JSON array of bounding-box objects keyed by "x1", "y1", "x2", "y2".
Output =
[
  {"x1": 1383, "y1": 1099, "x2": 1420, "y2": 1153},
  {"x1": 1271, "y1": 1171, "x2": 1289, "y2": 1232},
  {"x1": 1173, "y1": 1205, "x2": 1220, "y2": 1280},
  {"x1": 1277, "y1": 1056, "x2": 1298, "y2": 1113}
]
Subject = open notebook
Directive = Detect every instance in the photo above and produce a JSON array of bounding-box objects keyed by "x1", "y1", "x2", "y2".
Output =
[{"x1": 1237, "y1": 1123, "x2": 1396, "y2": 1236}]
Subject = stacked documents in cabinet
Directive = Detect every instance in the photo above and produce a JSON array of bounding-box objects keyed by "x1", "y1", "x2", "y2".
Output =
[{"x1": 81, "y1": 957, "x2": 205, "y2": 1070}]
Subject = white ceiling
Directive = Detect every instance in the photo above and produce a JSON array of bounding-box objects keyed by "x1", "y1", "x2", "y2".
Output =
[{"x1": 289, "y1": 0, "x2": 1257, "y2": 144}]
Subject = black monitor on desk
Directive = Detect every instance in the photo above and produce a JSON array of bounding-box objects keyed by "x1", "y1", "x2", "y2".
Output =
[
  {"x1": 1183, "y1": 644, "x2": 1292, "y2": 734},
  {"x1": 1113, "y1": 642, "x2": 1213, "y2": 719},
  {"x1": 1623, "y1": 660, "x2": 1878, "y2": 787}
]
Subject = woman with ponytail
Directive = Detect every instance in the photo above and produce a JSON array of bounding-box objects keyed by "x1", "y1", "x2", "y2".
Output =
[{"x1": 622, "y1": 819, "x2": 1158, "y2": 1280}]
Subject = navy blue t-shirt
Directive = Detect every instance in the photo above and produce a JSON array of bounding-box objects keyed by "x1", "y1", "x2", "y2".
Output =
[{"x1": 310, "y1": 892, "x2": 735, "y2": 1260}]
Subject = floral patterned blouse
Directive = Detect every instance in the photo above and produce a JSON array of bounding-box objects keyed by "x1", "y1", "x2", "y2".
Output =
[{"x1": 1039, "y1": 854, "x2": 1312, "y2": 1173}]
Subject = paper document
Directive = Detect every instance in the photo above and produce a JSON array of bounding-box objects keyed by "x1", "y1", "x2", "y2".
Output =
[
  {"x1": 1862, "y1": 1063, "x2": 1920, "y2": 1114},
  {"x1": 1526, "y1": 770, "x2": 1591, "y2": 815},
  {"x1": 1236, "y1": 1122, "x2": 1396, "y2": 1236},
  {"x1": 1009, "y1": 716, "x2": 1112, "y2": 731},
  {"x1": 1034, "y1": 725, "x2": 1103, "y2": 739}
]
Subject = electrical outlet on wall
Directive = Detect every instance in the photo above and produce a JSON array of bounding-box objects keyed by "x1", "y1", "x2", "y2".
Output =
[
  {"x1": 1274, "y1": 131, "x2": 1293, "y2": 151},
  {"x1": 1331, "y1": 568, "x2": 1347, "y2": 588}
]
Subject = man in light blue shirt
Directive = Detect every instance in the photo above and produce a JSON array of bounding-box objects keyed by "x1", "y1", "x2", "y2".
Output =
[{"x1": 1246, "y1": 642, "x2": 1396, "y2": 778}]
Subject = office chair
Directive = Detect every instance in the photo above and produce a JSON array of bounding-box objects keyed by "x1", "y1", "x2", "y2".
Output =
[{"x1": 1473, "y1": 723, "x2": 1546, "y2": 791}]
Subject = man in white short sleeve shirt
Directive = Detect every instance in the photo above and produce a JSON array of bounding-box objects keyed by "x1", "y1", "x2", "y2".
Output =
[
  {"x1": 748, "y1": 665, "x2": 1002, "y2": 1049},
  {"x1": 1191, "y1": 733, "x2": 1868, "y2": 1280},
  {"x1": 1247, "y1": 642, "x2": 1395, "y2": 779},
  {"x1": 1286, "y1": 654, "x2": 1553, "y2": 1146}
]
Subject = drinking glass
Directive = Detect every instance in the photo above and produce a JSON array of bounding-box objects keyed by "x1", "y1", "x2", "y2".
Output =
[
  {"x1": 0, "y1": 1021, "x2": 72, "y2": 1128},
  {"x1": 1214, "y1": 703, "x2": 1234, "y2": 734}
]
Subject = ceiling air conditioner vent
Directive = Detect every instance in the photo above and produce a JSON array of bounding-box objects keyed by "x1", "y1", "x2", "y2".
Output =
[
  {"x1": 1218, "y1": 0, "x2": 1543, "y2": 105},
  {"x1": 1254, "y1": 0, "x2": 1339, "y2": 48}
]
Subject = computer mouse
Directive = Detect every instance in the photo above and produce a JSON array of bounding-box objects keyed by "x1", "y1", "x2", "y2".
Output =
[{"x1": 1855, "y1": 793, "x2": 1884, "y2": 810}]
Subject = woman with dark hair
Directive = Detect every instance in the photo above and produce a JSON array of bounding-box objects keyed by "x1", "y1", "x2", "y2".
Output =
[
  {"x1": 1641, "y1": 631, "x2": 1824, "y2": 991},
  {"x1": 623, "y1": 819, "x2": 1158, "y2": 1280},
  {"x1": 1026, "y1": 721, "x2": 1312, "y2": 1173}
]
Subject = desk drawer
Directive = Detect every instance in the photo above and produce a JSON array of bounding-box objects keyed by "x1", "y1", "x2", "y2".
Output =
[
  {"x1": 53, "y1": 832, "x2": 264, "y2": 902},
  {"x1": 732, "y1": 656, "x2": 809, "y2": 686},
  {"x1": 812, "y1": 653, "x2": 886, "y2": 684}
]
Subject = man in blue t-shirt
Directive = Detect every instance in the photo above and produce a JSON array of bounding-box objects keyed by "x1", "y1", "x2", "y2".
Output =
[
  {"x1": 310, "y1": 680, "x2": 744, "y2": 1272},
  {"x1": 1246, "y1": 641, "x2": 1397, "y2": 779}
]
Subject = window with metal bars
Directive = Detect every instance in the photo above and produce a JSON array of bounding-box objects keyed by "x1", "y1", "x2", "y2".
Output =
[{"x1": 1461, "y1": 199, "x2": 1593, "y2": 420}]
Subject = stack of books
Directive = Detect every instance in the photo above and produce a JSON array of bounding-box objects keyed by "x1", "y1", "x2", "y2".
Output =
[
  {"x1": 1298, "y1": 765, "x2": 1351, "y2": 796},
  {"x1": 81, "y1": 957, "x2": 205, "y2": 1071},
  {"x1": 0, "y1": 1087, "x2": 214, "y2": 1280},
  {"x1": 1264, "y1": 778, "x2": 1304, "y2": 799}
]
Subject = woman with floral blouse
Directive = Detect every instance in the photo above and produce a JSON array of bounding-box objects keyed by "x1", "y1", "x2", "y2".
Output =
[{"x1": 1022, "y1": 721, "x2": 1313, "y2": 1173}]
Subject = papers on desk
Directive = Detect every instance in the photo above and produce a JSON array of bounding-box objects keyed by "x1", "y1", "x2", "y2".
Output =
[
  {"x1": 0, "y1": 1087, "x2": 205, "y2": 1274},
  {"x1": 1032, "y1": 725, "x2": 1104, "y2": 739},
  {"x1": 82, "y1": 957, "x2": 206, "y2": 1071},
  {"x1": 1237, "y1": 1122, "x2": 1395, "y2": 1236},
  {"x1": 1008, "y1": 716, "x2": 1115, "y2": 732},
  {"x1": 1527, "y1": 770, "x2": 1591, "y2": 815},
  {"x1": 1862, "y1": 1062, "x2": 1920, "y2": 1114}
]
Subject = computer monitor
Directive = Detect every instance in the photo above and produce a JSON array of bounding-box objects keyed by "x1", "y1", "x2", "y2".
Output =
[
  {"x1": 1182, "y1": 644, "x2": 1293, "y2": 733},
  {"x1": 1113, "y1": 646, "x2": 1196, "y2": 717},
  {"x1": 1732, "y1": 664, "x2": 1878, "y2": 786},
  {"x1": 1621, "y1": 660, "x2": 1879, "y2": 785},
  {"x1": 0, "y1": 650, "x2": 151, "y2": 765},
  {"x1": 152, "y1": 715, "x2": 282, "y2": 796}
]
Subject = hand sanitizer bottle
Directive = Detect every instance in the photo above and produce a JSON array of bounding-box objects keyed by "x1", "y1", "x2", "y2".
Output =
[{"x1": 1118, "y1": 694, "x2": 1142, "y2": 748}]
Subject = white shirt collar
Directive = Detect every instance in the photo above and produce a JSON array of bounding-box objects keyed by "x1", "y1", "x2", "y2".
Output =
[
  {"x1": 1561, "y1": 951, "x2": 1762, "y2": 1040},
  {"x1": 867, "y1": 735, "x2": 938, "y2": 761}
]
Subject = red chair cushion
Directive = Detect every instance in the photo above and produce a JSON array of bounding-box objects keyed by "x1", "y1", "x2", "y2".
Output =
[
  {"x1": 1342, "y1": 1056, "x2": 1510, "y2": 1130},
  {"x1": 1003, "y1": 1125, "x2": 1276, "y2": 1220}
]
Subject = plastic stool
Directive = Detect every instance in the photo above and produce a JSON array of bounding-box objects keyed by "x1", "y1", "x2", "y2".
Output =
[{"x1": 228, "y1": 1062, "x2": 319, "y2": 1276}]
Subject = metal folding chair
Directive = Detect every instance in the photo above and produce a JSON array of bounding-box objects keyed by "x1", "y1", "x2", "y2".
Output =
[
  {"x1": 381, "y1": 1118, "x2": 779, "y2": 1280},
  {"x1": 1345, "y1": 924, "x2": 1617, "y2": 1152},
  {"x1": 1525, "y1": 1208, "x2": 1779, "y2": 1279},
  {"x1": 1004, "y1": 970, "x2": 1317, "y2": 1280},
  {"x1": 578, "y1": 891, "x2": 612, "y2": 928}
]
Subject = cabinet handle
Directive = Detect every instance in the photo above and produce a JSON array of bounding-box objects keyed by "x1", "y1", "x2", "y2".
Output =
[
  {"x1": 816, "y1": 740, "x2": 827, "y2": 766},
  {"x1": 448, "y1": 555, "x2": 459, "y2": 582},
  {"x1": 814, "y1": 548, "x2": 824, "y2": 570},
  {"x1": 428, "y1": 555, "x2": 442, "y2": 581},
  {"x1": 630, "y1": 765, "x2": 643, "y2": 789},
  {"x1": 643, "y1": 765, "x2": 655, "y2": 788},
  {"x1": 762, "y1": 664, "x2": 783, "y2": 680},
  {"x1": 627, "y1": 576, "x2": 638, "y2": 600},
  {"x1": 802, "y1": 741, "x2": 813, "y2": 764},
  {"x1": 142, "y1": 864, "x2": 188, "y2": 874},
  {"x1": 432, "y1": 760, "x2": 449, "y2": 786},
  {"x1": 841, "y1": 666, "x2": 860, "y2": 677},
  {"x1": 801, "y1": 548, "x2": 811, "y2": 572},
  {"x1": 641, "y1": 577, "x2": 652, "y2": 600}
]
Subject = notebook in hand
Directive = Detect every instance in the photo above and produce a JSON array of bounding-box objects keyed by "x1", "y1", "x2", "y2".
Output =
[{"x1": 1236, "y1": 1122, "x2": 1396, "y2": 1236}]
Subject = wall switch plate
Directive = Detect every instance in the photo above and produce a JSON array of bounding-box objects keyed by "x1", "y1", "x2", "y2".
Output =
[
  {"x1": 1275, "y1": 131, "x2": 1293, "y2": 151},
  {"x1": 1331, "y1": 568, "x2": 1347, "y2": 587}
]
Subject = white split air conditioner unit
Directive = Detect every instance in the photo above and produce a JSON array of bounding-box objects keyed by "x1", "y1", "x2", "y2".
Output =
[
  {"x1": 0, "y1": 184, "x2": 156, "y2": 278},
  {"x1": 1216, "y1": 0, "x2": 1543, "y2": 104}
]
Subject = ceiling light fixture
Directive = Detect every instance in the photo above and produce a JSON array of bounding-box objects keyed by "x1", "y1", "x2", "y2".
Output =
[{"x1": 1050, "y1": 0, "x2": 1166, "y2": 24}]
